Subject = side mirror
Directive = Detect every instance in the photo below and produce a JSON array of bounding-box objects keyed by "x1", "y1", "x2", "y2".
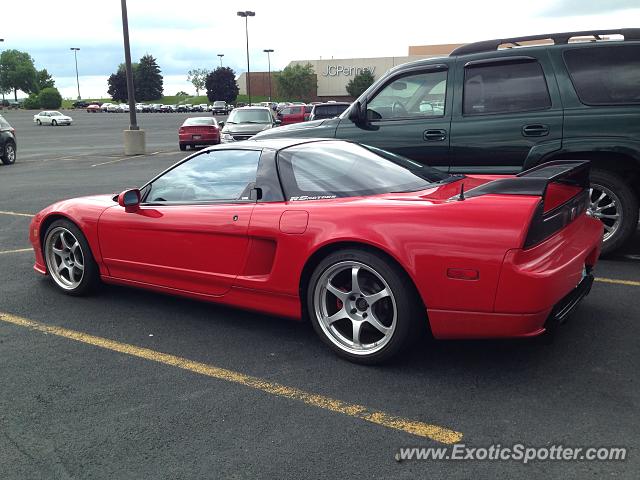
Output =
[
  {"x1": 275, "y1": 119, "x2": 282, "y2": 125},
  {"x1": 348, "y1": 100, "x2": 368, "y2": 126},
  {"x1": 118, "y1": 188, "x2": 141, "y2": 213},
  {"x1": 218, "y1": 121, "x2": 225, "y2": 128}
]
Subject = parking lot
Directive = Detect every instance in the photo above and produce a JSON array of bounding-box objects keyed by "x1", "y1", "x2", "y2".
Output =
[{"x1": 0, "y1": 110, "x2": 638, "y2": 478}]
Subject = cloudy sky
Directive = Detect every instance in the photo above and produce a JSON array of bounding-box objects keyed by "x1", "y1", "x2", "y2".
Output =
[{"x1": 1, "y1": 0, "x2": 638, "y2": 99}]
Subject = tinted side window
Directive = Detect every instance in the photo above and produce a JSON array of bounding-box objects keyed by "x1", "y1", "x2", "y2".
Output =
[
  {"x1": 146, "y1": 150, "x2": 261, "y2": 202},
  {"x1": 367, "y1": 70, "x2": 447, "y2": 119},
  {"x1": 463, "y1": 60, "x2": 551, "y2": 115},
  {"x1": 564, "y1": 45, "x2": 640, "y2": 105}
]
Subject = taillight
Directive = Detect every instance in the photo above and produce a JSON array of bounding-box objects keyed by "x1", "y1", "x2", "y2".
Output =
[
  {"x1": 523, "y1": 189, "x2": 589, "y2": 248},
  {"x1": 10, "y1": 128, "x2": 15, "y2": 138},
  {"x1": 178, "y1": 127, "x2": 185, "y2": 134}
]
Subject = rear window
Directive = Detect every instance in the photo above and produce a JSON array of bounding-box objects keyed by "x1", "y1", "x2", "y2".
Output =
[
  {"x1": 463, "y1": 60, "x2": 551, "y2": 115},
  {"x1": 563, "y1": 45, "x2": 640, "y2": 105},
  {"x1": 184, "y1": 117, "x2": 216, "y2": 126},
  {"x1": 277, "y1": 141, "x2": 450, "y2": 199}
]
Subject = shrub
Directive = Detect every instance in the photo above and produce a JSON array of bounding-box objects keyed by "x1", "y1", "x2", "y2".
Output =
[
  {"x1": 22, "y1": 93, "x2": 40, "y2": 109},
  {"x1": 38, "y1": 87, "x2": 62, "y2": 109}
]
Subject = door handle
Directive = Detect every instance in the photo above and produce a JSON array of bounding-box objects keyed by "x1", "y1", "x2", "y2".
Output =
[
  {"x1": 522, "y1": 124, "x2": 550, "y2": 137},
  {"x1": 423, "y1": 129, "x2": 447, "y2": 141}
]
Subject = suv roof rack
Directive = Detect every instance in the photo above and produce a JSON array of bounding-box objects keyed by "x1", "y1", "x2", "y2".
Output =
[{"x1": 450, "y1": 28, "x2": 640, "y2": 56}]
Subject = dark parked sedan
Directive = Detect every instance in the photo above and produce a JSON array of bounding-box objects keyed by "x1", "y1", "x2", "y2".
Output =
[{"x1": 0, "y1": 115, "x2": 16, "y2": 165}]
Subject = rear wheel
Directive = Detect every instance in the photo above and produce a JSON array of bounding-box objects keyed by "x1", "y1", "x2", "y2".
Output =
[
  {"x1": 307, "y1": 248, "x2": 423, "y2": 364},
  {"x1": 43, "y1": 220, "x2": 99, "y2": 295},
  {"x1": 52, "y1": 120, "x2": 57, "y2": 126},
  {"x1": 589, "y1": 169, "x2": 638, "y2": 255},
  {"x1": 179, "y1": 144, "x2": 187, "y2": 151},
  {"x1": 1, "y1": 141, "x2": 16, "y2": 165}
]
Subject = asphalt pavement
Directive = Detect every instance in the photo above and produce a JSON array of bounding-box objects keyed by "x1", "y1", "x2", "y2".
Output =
[{"x1": 0, "y1": 110, "x2": 638, "y2": 479}]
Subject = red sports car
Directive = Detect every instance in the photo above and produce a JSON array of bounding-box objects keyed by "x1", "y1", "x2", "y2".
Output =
[
  {"x1": 29, "y1": 139, "x2": 602, "y2": 363},
  {"x1": 178, "y1": 117, "x2": 220, "y2": 151}
]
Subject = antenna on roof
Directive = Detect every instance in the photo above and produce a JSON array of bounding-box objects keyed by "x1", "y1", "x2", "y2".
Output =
[{"x1": 459, "y1": 182, "x2": 465, "y2": 201}]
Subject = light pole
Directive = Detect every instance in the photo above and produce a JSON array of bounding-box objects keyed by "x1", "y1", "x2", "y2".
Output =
[
  {"x1": 70, "y1": 47, "x2": 81, "y2": 100},
  {"x1": 217, "y1": 54, "x2": 224, "y2": 68},
  {"x1": 120, "y1": 0, "x2": 145, "y2": 155},
  {"x1": 263, "y1": 49, "x2": 274, "y2": 102},
  {"x1": 237, "y1": 10, "x2": 255, "y2": 105}
]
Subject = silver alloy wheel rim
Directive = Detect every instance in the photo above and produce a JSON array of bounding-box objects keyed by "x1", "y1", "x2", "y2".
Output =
[
  {"x1": 588, "y1": 184, "x2": 622, "y2": 243},
  {"x1": 313, "y1": 260, "x2": 397, "y2": 356},
  {"x1": 44, "y1": 227, "x2": 85, "y2": 290},
  {"x1": 6, "y1": 144, "x2": 15, "y2": 162}
]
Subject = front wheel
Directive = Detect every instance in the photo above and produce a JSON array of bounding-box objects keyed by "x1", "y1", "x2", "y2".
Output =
[
  {"x1": 307, "y1": 249, "x2": 423, "y2": 364},
  {"x1": 43, "y1": 220, "x2": 99, "y2": 295},
  {"x1": 1, "y1": 141, "x2": 16, "y2": 165},
  {"x1": 36, "y1": 119, "x2": 41, "y2": 125},
  {"x1": 589, "y1": 169, "x2": 639, "y2": 255}
]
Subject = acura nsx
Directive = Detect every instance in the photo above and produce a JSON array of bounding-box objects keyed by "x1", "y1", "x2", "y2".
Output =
[{"x1": 29, "y1": 139, "x2": 603, "y2": 363}]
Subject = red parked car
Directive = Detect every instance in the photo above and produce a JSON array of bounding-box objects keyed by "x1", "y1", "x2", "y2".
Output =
[
  {"x1": 86, "y1": 104, "x2": 101, "y2": 113},
  {"x1": 29, "y1": 139, "x2": 602, "y2": 364},
  {"x1": 178, "y1": 117, "x2": 220, "y2": 150},
  {"x1": 277, "y1": 105, "x2": 312, "y2": 125}
]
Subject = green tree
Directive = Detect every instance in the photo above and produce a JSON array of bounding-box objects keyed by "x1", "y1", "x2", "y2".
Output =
[
  {"x1": 107, "y1": 63, "x2": 137, "y2": 102},
  {"x1": 35, "y1": 69, "x2": 55, "y2": 92},
  {"x1": 205, "y1": 67, "x2": 239, "y2": 103},
  {"x1": 275, "y1": 63, "x2": 316, "y2": 102},
  {"x1": 0, "y1": 49, "x2": 38, "y2": 100},
  {"x1": 187, "y1": 68, "x2": 209, "y2": 96},
  {"x1": 38, "y1": 87, "x2": 62, "y2": 109},
  {"x1": 346, "y1": 69, "x2": 375, "y2": 99},
  {"x1": 135, "y1": 54, "x2": 163, "y2": 101},
  {"x1": 175, "y1": 91, "x2": 188, "y2": 97},
  {"x1": 22, "y1": 93, "x2": 40, "y2": 109}
]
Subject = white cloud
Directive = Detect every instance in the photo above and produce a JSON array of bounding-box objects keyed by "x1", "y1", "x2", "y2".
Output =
[{"x1": 2, "y1": 0, "x2": 637, "y2": 98}]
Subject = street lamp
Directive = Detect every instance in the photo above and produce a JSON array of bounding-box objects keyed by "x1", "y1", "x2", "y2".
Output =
[
  {"x1": 70, "y1": 47, "x2": 81, "y2": 100},
  {"x1": 217, "y1": 53, "x2": 224, "y2": 68},
  {"x1": 237, "y1": 10, "x2": 255, "y2": 105},
  {"x1": 263, "y1": 49, "x2": 274, "y2": 102}
]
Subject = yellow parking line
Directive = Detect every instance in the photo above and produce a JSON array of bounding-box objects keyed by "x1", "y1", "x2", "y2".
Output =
[
  {"x1": 0, "y1": 210, "x2": 34, "y2": 218},
  {"x1": 0, "y1": 311, "x2": 462, "y2": 444},
  {"x1": 0, "y1": 248, "x2": 32, "y2": 255},
  {"x1": 595, "y1": 277, "x2": 640, "y2": 287}
]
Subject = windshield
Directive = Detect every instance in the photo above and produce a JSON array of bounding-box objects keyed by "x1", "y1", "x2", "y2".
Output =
[
  {"x1": 227, "y1": 109, "x2": 272, "y2": 124},
  {"x1": 277, "y1": 141, "x2": 452, "y2": 199}
]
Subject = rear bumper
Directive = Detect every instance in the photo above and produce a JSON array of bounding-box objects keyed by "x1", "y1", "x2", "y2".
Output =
[{"x1": 429, "y1": 215, "x2": 602, "y2": 339}]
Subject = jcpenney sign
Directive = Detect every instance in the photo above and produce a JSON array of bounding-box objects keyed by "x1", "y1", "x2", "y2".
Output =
[{"x1": 322, "y1": 65, "x2": 376, "y2": 77}]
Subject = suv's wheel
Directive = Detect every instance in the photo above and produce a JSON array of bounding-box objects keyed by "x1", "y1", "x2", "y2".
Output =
[
  {"x1": 307, "y1": 248, "x2": 423, "y2": 364},
  {"x1": 43, "y1": 219, "x2": 99, "y2": 295},
  {"x1": 1, "y1": 141, "x2": 16, "y2": 165},
  {"x1": 589, "y1": 169, "x2": 639, "y2": 255}
]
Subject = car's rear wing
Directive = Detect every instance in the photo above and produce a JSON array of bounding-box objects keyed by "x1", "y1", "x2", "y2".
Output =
[
  {"x1": 462, "y1": 160, "x2": 590, "y2": 200},
  {"x1": 460, "y1": 161, "x2": 592, "y2": 248}
]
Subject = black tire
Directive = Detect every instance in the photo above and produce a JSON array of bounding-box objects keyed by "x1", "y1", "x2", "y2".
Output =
[
  {"x1": 43, "y1": 219, "x2": 99, "y2": 296},
  {"x1": 179, "y1": 144, "x2": 187, "y2": 151},
  {"x1": 590, "y1": 169, "x2": 639, "y2": 255},
  {"x1": 36, "y1": 119, "x2": 41, "y2": 125},
  {"x1": 1, "y1": 141, "x2": 16, "y2": 165},
  {"x1": 52, "y1": 120, "x2": 57, "y2": 126},
  {"x1": 306, "y1": 248, "x2": 423, "y2": 364}
]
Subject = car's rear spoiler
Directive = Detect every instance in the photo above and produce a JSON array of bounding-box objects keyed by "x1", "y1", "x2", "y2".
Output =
[{"x1": 461, "y1": 160, "x2": 590, "y2": 200}]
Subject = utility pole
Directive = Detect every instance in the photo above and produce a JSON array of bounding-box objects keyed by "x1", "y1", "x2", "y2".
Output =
[
  {"x1": 237, "y1": 11, "x2": 255, "y2": 104},
  {"x1": 263, "y1": 49, "x2": 274, "y2": 102},
  {"x1": 70, "y1": 48, "x2": 81, "y2": 100}
]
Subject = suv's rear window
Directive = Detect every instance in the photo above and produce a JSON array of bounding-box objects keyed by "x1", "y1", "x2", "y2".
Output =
[
  {"x1": 563, "y1": 45, "x2": 640, "y2": 106},
  {"x1": 463, "y1": 60, "x2": 551, "y2": 115}
]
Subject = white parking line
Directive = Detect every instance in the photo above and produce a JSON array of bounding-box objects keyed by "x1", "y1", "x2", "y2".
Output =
[{"x1": 0, "y1": 210, "x2": 34, "y2": 218}]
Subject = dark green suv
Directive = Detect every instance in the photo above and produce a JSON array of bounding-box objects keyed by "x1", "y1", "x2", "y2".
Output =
[{"x1": 256, "y1": 29, "x2": 640, "y2": 254}]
